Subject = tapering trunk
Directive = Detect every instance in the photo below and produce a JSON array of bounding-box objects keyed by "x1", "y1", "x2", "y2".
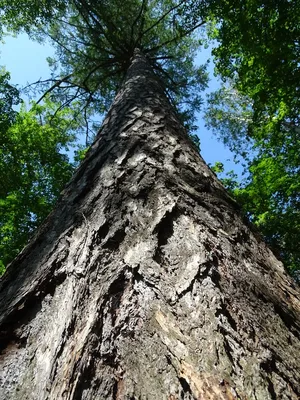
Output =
[{"x1": 1, "y1": 50, "x2": 300, "y2": 400}]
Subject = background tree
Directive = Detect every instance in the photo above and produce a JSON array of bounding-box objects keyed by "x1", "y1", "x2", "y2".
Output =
[
  {"x1": 0, "y1": 69, "x2": 82, "y2": 273},
  {"x1": 204, "y1": 0, "x2": 300, "y2": 276},
  {"x1": 206, "y1": 84, "x2": 300, "y2": 277},
  {"x1": 210, "y1": 0, "x2": 300, "y2": 126}
]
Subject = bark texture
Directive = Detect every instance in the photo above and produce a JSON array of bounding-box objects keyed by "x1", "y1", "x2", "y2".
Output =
[{"x1": 1, "y1": 50, "x2": 300, "y2": 400}]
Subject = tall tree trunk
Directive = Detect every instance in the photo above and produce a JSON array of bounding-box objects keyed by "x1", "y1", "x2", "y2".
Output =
[{"x1": 1, "y1": 49, "x2": 300, "y2": 400}]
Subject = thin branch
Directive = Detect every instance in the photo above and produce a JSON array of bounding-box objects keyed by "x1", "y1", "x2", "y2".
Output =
[
  {"x1": 73, "y1": 1, "x2": 119, "y2": 53},
  {"x1": 41, "y1": 28, "x2": 82, "y2": 58},
  {"x1": 153, "y1": 62, "x2": 180, "y2": 93},
  {"x1": 23, "y1": 78, "x2": 56, "y2": 91},
  {"x1": 141, "y1": 0, "x2": 186, "y2": 37},
  {"x1": 36, "y1": 74, "x2": 73, "y2": 104},
  {"x1": 80, "y1": 60, "x2": 116, "y2": 88},
  {"x1": 56, "y1": 18, "x2": 84, "y2": 30},
  {"x1": 145, "y1": 19, "x2": 206, "y2": 54},
  {"x1": 74, "y1": 0, "x2": 126, "y2": 55},
  {"x1": 130, "y1": 0, "x2": 147, "y2": 45},
  {"x1": 150, "y1": 55, "x2": 175, "y2": 61},
  {"x1": 49, "y1": 87, "x2": 84, "y2": 121},
  {"x1": 62, "y1": 20, "x2": 117, "y2": 58}
]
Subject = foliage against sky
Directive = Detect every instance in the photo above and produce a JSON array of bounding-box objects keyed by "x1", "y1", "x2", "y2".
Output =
[
  {"x1": 0, "y1": 0, "x2": 210, "y2": 136},
  {"x1": 207, "y1": 86, "x2": 300, "y2": 274},
  {"x1": 0, "y1": 70, "x2": 82, "y2": 273},
  {"x1": 206, "y1": 0, "x2": 300, "y2": 275}
]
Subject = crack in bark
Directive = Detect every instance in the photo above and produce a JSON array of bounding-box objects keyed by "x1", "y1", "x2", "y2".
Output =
[
  {"x1": 179, "y1": 377, "x2": 193, "y2": 399},
  {"x1": 102, "y1": 221, "x2": 128, "y2": 251},
  {"x1": 222, "y1": 333, "x2": 235, "y2": 366},
  {"x1": 131, "y1": 268, "x2": 163, "y2": 301},
  {"x1": 175, "y1": 262, "x2": 211, "y2": 301},
  {"x1": 68, "y1": 272, "x2": 130, "y2": 399},
  {"x1": 94, "y1": 221, "x2": 110, "y2": 245},
  {"x1": 273, "y1": 303, "x2": 300, "y2": 341},
  {"x1": 215, "y1": 303, "x2": 238, "y2": 333},
  {"x1": 119, "y1": 139, "x2": 142, "y2": 165},
  {"x1": 260, "y1": 352, "x2": 299, "y2": 398},
  {"x1": 266, "y1": 377, "x2": 277, "y2": 400},
  {"x1": 108, "y1": 271, "x2": 128, "y2": 325},
  {"x1": 0, "y1": 268, "x2": 67, "y2": 353},
  {"x1": 210, "y1": 263, "x2": 222, "y2": 290},
  {"x1": 153, "y1": 205, "x2": 178, "y2": 266}
]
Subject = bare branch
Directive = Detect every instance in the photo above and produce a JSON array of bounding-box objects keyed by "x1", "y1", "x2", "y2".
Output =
[
  {"x1": 153, "y1": 62, "x2": 179, "y2": 93},
  {"x1": 41, "y1": 28, "x2": 82, "y2": 58},
  {"x1": 23, "y1": 78, "x2": 56, "y2": 91},
  {"x1": 80, "y1": 60, "x2": 116, "y2": 88},
  {"x1": 130, "y1": 0, "x2": 147, "y2": 46},
  {"x1": 49, "y1": 86, "x2": 84, "y2": 122},
  {"x1": 141, "y1": 0, "x2": 186, "y2": 37},
  {"x1": 150, "y1": 55, "x2": 175, "y2": 61},
  {"x1": 36, "y1": 74, "x2": 73, "y2": 104},
  {"x1": 56, "y1": 18, "x2": 84, "y2": 30},
  {"x1": 145, "y1": 19, "x2": 206, "y2": 54}
]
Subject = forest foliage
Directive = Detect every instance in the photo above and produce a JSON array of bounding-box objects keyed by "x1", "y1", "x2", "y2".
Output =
[
  {"x1": 0, "y1": 0, "x2": 299, "y2": 277},
  {"x1": 206, "y1": 0, "x2": 300, "y2": 275},
  {"x1": 0, "y1": 69, "x2": 83, "y2": 274}
]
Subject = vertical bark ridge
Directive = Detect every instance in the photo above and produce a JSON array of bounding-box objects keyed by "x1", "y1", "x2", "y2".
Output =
[{"x1": 0, "y1": 49, "x2": 300, "y2": 399}]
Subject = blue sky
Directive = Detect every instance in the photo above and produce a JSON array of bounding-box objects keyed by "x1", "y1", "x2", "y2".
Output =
[{"x1": 0, "y1": 33, "x2": 240, "y2": 175}]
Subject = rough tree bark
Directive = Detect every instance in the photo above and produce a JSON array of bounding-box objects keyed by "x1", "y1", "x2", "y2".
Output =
[{"x1": 0, "y1": 49, "x2": 300, "y2": 400}]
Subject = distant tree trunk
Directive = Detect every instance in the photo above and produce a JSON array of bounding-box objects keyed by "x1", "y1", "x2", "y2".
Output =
[{"x1": 1, "y1": 49, "x2": 300, "y2": 400}]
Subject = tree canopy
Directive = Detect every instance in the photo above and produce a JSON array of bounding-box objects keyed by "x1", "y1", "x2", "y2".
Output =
[{"x1": 0, "y1": 0, "x2": 210, "y2": 134}]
